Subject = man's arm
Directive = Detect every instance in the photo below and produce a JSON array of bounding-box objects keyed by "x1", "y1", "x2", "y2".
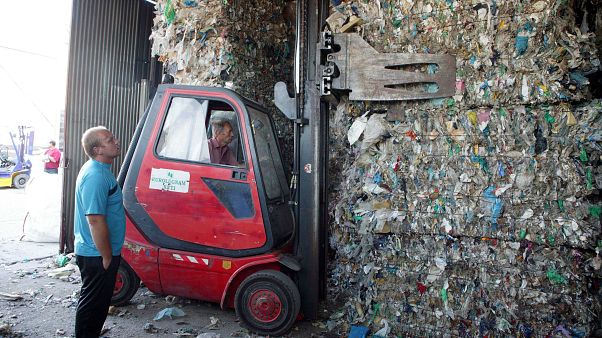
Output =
[
  {"x1": 50, "y1": 149, "x2": 60, "y2": 163},
  {"x1": 86, "y1": 214, "x2": 112, "y2": 270}
]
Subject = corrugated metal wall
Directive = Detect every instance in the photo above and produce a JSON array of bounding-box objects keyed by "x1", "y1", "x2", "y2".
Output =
[{"x1": 61, "y1": 0, "x2": 159, "y2": 253}]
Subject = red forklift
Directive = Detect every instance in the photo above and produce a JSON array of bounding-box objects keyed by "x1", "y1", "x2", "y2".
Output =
[
  {"x1": 110, "y1": 1, "x2": 455, "y2": 335},
  {"x1": 113, "y1": 86, "x2": 307, "y2": 335}
]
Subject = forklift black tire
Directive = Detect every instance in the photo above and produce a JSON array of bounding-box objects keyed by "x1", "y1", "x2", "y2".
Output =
[
  {"x1": 234, "y1": 269, "x2": 300, "y2": 336},
  {"x1": 111, "y1": 260, "x2": 140, "y2": 307},
  {"x1": 12, "y1": 174, "x2": 29, "y2": 189}
]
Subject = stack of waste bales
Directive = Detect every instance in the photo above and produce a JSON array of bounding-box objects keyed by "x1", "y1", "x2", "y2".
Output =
[
  {"x1": 149, "y1": 0, "x2": 293, "y2": 131},
  {"x1": 325, "y1": 0, "x2": 601, "y2": 336}
]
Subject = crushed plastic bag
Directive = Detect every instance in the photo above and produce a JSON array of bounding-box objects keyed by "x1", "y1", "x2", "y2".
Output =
[{"x1": 153, "y1": 307, "x2": 186, "y2": 321}]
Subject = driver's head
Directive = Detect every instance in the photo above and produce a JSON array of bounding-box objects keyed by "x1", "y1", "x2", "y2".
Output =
[{"x1": 211, "y1": 119, "x2": 234, "y2": 147}]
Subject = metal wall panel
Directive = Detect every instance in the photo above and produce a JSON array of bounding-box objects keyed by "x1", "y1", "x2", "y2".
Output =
[{"x1": 61, "y1": 0, "x2": 157, "y2": 253}]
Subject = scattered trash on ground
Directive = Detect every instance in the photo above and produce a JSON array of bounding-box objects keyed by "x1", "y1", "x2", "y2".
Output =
[
  {"x1": 154, "y1": 307, "x2": 186, "y2": 321},
  {"x1": 53, "y1": 254, "x2": 74, "y2": 268},
  {"x1": 204, "y1": 316, "x2": 221, "y2": 330},
  {"x1": 0, "y1": 292, "x2": 23, "y2": 301},
  {"x1": 46, "y1": 264, "x2": 76, "y2": 280},
  {"x1": 107, "y1": 306, "x2": 128, "y2": 317},
  {"x1": 100, "y1": 324, "x2": 114, "y2": 336},
  {"x1": 196, "y1": 332, "x2": 221, "y2": 338},
  {"x1": 143, "y1": 322, "x2": 160, "y2": 333},
  {"x1": 174, "y1": 326, "x2": 197, "y2": 336}
]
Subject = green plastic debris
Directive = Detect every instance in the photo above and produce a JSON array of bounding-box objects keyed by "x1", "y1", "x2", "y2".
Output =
[
  {"x1": 433, "y1": 198, "x2": 446, "y2": 215},
  {"x1": 369, "y1": 303, "x2": 381, "y2": 324},
  {"x1": 472, "y1": 156, "x2": 490, "y2": 174},
  {"x1": 519, "y1": 229, "x2": 527, "y2": 240},
  {"x1": 499, "y1": 64, "x2": 507, "y2": 76},
  {"x1": 590, "y1": 206, "x2": 601, "y2": 219},
  {"x1": 447, "y1": 141, "x2": 461, "y2": 156},
  {"x1": 579, "y1": 148, "x2": 588, "y2": 163},
  {"x1": 546, "y1": 268, "x2": 567, "y2": 284},
  {"x1": 499, "y1": 107, "x2": 508, "y2": 117},
  {"x1": 483, "y1": 89, "x2": 491, "y2": 100},
  {"x1": 440, "y1": 288, "x2": 448, "y2": 302},
  {"x1": 544, "y1": 111, "x2": 556, "y2": 123},
  {"x1": 164, "y1": 0, "x2": 176, "y2": 25},
  {"x1": 55, "y1": 254, "x2": 69, "y2": 267},
  {"x1": 547, "y1": 234, "x2": 555, "y2": 246},
  {"x1": 586, "y1": 168, "x2": 593, "y2": 189},
  {"x1": 557, "y1": 199, "x2": 565, "y2": 212}
]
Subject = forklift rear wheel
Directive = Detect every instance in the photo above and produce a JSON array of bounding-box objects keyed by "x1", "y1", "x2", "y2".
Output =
[
  {"x1": 234, "y1": 270, "x2": 300, "y2": 336},
  {"x1": 12, "y1": 174, "x2": 29, "y2": 189},
  {"x1": 111, "y1": 260, "x2": 140, "y2": 306}
]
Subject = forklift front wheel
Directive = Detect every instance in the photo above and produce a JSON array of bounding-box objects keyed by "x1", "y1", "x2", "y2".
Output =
[
  {"x1": 111, "y1": 260, "x2": 140, "y2": 306},
  {"x1": 12, "y1": 174, "x2": 29, "y2": 189},
  {"x1": 234, "y1": 270, "x2": 300, "y2": 336}
]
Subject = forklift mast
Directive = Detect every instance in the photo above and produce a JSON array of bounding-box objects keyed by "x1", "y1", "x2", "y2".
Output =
[
  {"x1": 290, "y1": 0, "x2": 330, "y2": 321},
  {"x1": 274, "y1": 0, "x2": 330, "y2": 321}
]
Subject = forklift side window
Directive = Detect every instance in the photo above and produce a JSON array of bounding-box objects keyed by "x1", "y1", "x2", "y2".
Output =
[
  {"x1": 156, "y1": 97, "x2": 245, "y2": 167},
  {"x1": 156, "y1": 97, "x2": 211, "y2": 162},
  {"x1": 248, "y1": 107, "x2": 289, "y2": 201}
]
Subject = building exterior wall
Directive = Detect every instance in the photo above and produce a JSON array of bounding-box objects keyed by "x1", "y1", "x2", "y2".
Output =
[{"x1": 61, "y1": 0, "x2": 157, "y2": 252}]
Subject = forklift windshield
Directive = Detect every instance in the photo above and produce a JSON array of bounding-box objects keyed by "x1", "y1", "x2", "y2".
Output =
[{"x1": 248, "y1": 106, "x2": 289, "y2": 201}]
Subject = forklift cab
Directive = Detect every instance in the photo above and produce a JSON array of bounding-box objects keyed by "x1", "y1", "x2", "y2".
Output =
[
  {"x1": 117, "y1": 85, "x2": 299, "y2": 335},
  {"x1": 124, "y1": 85, "x2": 293, "y2": 254}
]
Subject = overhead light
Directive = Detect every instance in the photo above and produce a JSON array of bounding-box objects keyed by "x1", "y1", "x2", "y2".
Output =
[{"x1": 145, "y1": 0, "x2": 157, "y2": 5}]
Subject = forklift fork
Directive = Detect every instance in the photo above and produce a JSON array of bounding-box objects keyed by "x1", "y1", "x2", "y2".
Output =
[{"x1": 319, "y1": 32, "x2": 456, "y2": 101}]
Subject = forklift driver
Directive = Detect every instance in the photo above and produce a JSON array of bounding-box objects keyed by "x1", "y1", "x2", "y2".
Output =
[{"x1": 208, "y1": 119, "x2": 239, "y2": 166}]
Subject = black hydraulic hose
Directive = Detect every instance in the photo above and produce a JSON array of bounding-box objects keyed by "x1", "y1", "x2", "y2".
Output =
[
  {"x1": 291, "y1": 0, "x2": 305, "y2": 256},
  {"x1": 265, "y1": 137, "x2": 297, "y2": 247}
]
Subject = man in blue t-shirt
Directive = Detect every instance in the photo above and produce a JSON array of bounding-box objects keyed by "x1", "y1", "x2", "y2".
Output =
[{"x1": 74, "y1": 126, "x2": 125, "y2": 338}]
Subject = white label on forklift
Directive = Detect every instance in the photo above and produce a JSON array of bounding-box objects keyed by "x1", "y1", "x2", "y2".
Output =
[{"x1": 149, "y1": 168, "x2": 190, "y2": 193}]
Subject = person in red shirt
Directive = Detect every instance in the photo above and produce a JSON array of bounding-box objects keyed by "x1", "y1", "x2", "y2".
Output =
[
  {"x1": 207, "y1": 119, "x2": 239, "y2": 166},
  {"x1": 43, "y1": 140, "x2": 61, "y2": 174}
]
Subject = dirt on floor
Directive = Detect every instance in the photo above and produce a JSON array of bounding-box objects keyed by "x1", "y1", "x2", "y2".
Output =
[{"x1": 0, "y1": 254, "x2": 328, "y2": 338}]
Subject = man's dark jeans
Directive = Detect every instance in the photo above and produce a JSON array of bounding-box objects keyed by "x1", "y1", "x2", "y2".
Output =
[
  {"x1": 44, "y1": 168, "x2": 58, "y2": 174},
  {"x1": 75, "y1": 255, "x2": 120, "y2": 338}
]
